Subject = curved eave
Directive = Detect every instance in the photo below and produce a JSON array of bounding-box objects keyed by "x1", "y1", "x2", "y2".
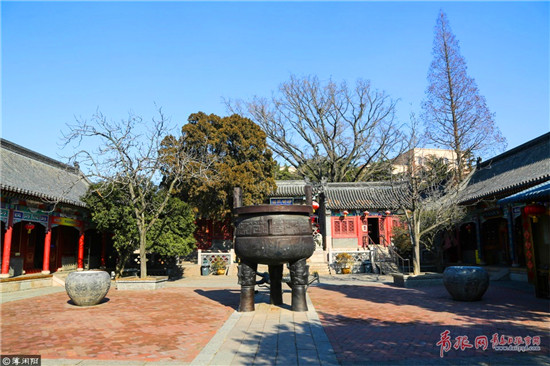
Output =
[
  {"x1": 1, "y1": 184, "x2": 87, "y2": 208},
  {"x1": 459, "y1": 175, "x2": 550, "y2": 206}
]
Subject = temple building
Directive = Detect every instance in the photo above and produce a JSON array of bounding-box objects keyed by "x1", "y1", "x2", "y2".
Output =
[
  {"x1": 456, "y1": 132, "x2": 549, "y2": 297},
  {"x1": 270, "y1": 180, "x2": 408, "y2": 251},
  {"x1": 1, "y1": 139, "x2": 106, "y2": 278}
]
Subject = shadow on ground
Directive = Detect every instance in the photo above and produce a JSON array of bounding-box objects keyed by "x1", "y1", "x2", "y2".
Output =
[
  {"x1": 308, "y1": 282, "x2": 550, "y2": 365},
  {"x1": 194, "y1": 289, "x2": 241, "y2": 310}
]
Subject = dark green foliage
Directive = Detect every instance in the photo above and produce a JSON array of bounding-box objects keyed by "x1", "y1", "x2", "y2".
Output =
[
  {"x1": 392, "y1": 224, "x2": 412, "y2": 259},
  {"x1": 149, "y1": 195, "x2": 196, "y2": 257},
  {"x1": 162, "y1": 112, "x2": 277, "y2": 219},
  {"x1": 82, "y1": 183, "x2": 196, "y2": 276}
]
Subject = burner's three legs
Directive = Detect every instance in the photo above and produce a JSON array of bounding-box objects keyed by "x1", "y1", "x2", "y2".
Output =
[
  {"x1": 238, "y1": 261, "x2": 257, "y2": 312},
  {"x1": 289, "y1": 259, "x2": 309, "y2": 312},
  {"x1": 268, "y1": 264, "x2": 283, "y2": 305}
]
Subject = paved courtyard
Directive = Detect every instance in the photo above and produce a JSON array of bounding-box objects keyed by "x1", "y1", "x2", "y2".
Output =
[
  {"x1": 1, "y1": 275, "x2": 549, "y2": 365},
  {"x1": 309, "y1": 279, "x2": 549, "y2": 365}
]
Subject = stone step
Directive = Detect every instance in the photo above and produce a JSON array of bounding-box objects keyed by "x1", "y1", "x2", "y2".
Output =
[
  {"x1": 307, "y1": 263, "x2": 331, "y2": 275},
  {"x1": 308, "y1": 250, "x2": 328, "y2": 263},
  {"x1": 52, "y1": 273, "x2": 68, "y2": 287},
  {"x1": 374, "y1": 261, "x2": 400, "y2": 275},
  {"x1": 487, "y1": 267, "x2": 510, "y2": 281}
]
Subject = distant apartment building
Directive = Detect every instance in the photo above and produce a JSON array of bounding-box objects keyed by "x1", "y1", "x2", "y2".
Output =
[{"x1": 392, "y1": 148, "x2": 457, "y2": 175}]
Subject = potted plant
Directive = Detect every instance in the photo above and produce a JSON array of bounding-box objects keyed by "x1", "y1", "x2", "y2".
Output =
[
  {"x1": 211, "y1": 257, "x2": 227, "y2": 275},
  {"x1": 335, "y1": 253, "x2": 354, "y2": 274}
]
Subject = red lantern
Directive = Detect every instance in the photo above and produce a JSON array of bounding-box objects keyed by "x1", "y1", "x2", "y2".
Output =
[
  {"x1": 363, "y1": 210, "x2": 369, "y2": 217},
  {"x1": 385, "y1": 210, "x2": 391, "y2": 215},
  {"x1": 524, "y1": 204, "x2": 545, "y2": 216},
  {"x1": 342, "y1": 210, "x2": 349, "y2": 217},
  {"x1": 312, "y1": 201, "x2": 320, "y2": 211},
  {"x1": 25, "y1": 222, "x2": 35, "y2": 234}
]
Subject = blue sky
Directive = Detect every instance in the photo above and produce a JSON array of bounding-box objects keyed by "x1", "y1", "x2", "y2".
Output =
[{"x1": 2, "y1": 1, "x2": 548, "y2": 162}]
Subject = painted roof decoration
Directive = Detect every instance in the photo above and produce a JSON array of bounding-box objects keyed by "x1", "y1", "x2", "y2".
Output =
[
  {"x1": 272, "y1": 180, "x2": 409, "y2": 210},
  {"x1": 1, "y1": 139, "x2": 90, "y2": 207},
  {"x1": 459, "y1": 133, "x2": 550, "y2": 205},
  {"x1": 498, "y1": 180, "x2": 550, "y2": 205}
]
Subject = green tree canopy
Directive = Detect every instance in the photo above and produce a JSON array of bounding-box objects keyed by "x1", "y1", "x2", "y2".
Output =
[
  {"x1": 161, "y1": 112, "x2": 277, "y2": 219},
  {"x1": 83, "y1": 183, "x2": 196, "y2": 276}
]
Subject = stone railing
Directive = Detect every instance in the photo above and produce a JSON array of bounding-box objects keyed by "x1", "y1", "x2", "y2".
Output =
[
  {"x1": 328, "y1": 249, "x2": 373, "y2": 274},
  {"x1": 197, "y1": 249, "x2": 235, "y2": 268}
]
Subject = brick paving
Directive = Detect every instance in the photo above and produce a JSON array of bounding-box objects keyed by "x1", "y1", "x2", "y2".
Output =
[
  {"x1": 1, "y1": 276, "x2": 549, "y2": 365},
  {"x1": 1, "y1": 287, "x2": 239, "y2": 363},
  {"x1": 308, "y1": 281, "x2": 550, "y2": 365}
]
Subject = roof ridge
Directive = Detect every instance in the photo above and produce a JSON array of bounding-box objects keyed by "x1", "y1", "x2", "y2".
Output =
[
  {"x1": 1, "y1": 138, "x2": 80, "y2": 175},
  {"x1": 478, "y1": 132, "x2": 550, "y2": 168}
]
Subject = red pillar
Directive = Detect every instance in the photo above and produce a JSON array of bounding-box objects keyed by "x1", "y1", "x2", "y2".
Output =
[
  {"x1": 100, "y1": 232, "x2": 107, "y2": 268},
  {"x1": 77, "y1": 230, "x2": 85, "y2": 270},
  {"x1": 1, "y1": 210, "x2": 14, "y2": 278},
  {"x1": 42, "y1": 219, "x2": 52, "y2": 274}
]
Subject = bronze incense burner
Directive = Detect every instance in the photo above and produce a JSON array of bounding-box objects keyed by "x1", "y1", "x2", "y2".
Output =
[{"x1": 233, "y1": 187, "x2": 315, "y2": 312}]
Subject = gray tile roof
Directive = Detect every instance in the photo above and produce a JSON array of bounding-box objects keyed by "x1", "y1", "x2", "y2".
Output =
[
  {"x1": 324, "y1": 182, "x2": 409, "y2": 210},
  {"x1": 1, "y1": 139, "x2": 90, "y2": 207},
  {"x1": 271, "y1": 180, "x2": 317, "y2": 197},
  {"x1": 459, "y1": 133, "x2": 550, "y2": 205},
  {"x1": 271, "y1": 180, "x2": 409, "y2": 210}
]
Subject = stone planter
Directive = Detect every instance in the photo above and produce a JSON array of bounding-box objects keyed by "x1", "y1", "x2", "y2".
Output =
[
  {"x1": 392, "y1": 273, "x2": 443, "y2": 288},
  {"x1": 115, "y1": 276, "x2": 168, "y2": 290},
  {"x1": 443, "y1": 266, "x2": 489, "y2": 301},
  {"x1": 65, "y1": 270, "x2": 111, "y2": 306}
]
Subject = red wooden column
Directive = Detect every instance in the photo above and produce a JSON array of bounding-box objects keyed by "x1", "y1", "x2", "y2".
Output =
[
  {"x1": 1, "y1": 210, "x2": 14, "y2": 278},
  {"x1": 100, "y1": 232, "x2": 107, "y2": 268},
  {"x1": 42, "y1": 218, "x2": 52, "y2": 274},
  {"x1": 77, "y1": 230, "x2": 85, "y2": 270}
]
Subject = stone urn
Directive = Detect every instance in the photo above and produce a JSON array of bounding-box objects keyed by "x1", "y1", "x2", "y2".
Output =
[
  {"x1": 65, "y1": 270, "x2": 111, "y2": 306},
  {"x1": 443, "y1": 266, "x2": 489, "y2": 301}
]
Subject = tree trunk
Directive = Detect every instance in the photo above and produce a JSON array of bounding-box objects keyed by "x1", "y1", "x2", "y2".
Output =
[
  {"x1": 412, "y1": 237, "x2": 421, "y2": 275},
  {"x1": 139, "y1": 230, "x2": 147, "y2": 278},
  {"x1": 412, "y1": 220, "x2": 421, "y2": 275}
]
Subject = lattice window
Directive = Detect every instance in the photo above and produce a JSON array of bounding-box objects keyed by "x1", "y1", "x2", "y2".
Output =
[{"x1": 333, "y1": 217, "x2": 356, "y2": 237}]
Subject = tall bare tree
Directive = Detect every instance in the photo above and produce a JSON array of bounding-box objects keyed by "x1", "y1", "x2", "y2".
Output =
[
  {"x1": 393, "y1": 120, "x2": 466, "y2": 275},
  {"x1": 63, "y1": 108, "x2": 211, "y2": 278},
  {"x1": 228, "y1": 75, "x2": 404, "y2": 183},
  {"x1": 422, "y1": 11, "x2": 506, "y2": 181}
]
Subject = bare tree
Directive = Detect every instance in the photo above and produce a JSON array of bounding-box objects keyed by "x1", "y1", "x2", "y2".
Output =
[
  {"x1": 393, "y1": 119, "x2": 467, "y2": 275},
  {"x1": 227, "y1": 75, "x2": 404, "y2": 183},
  {"x1": 422, "y1": 11, "x2": 506, "y2": 181},
  {"x1": 63, "y1": 108, "x2": 211, "y2": 278}
]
